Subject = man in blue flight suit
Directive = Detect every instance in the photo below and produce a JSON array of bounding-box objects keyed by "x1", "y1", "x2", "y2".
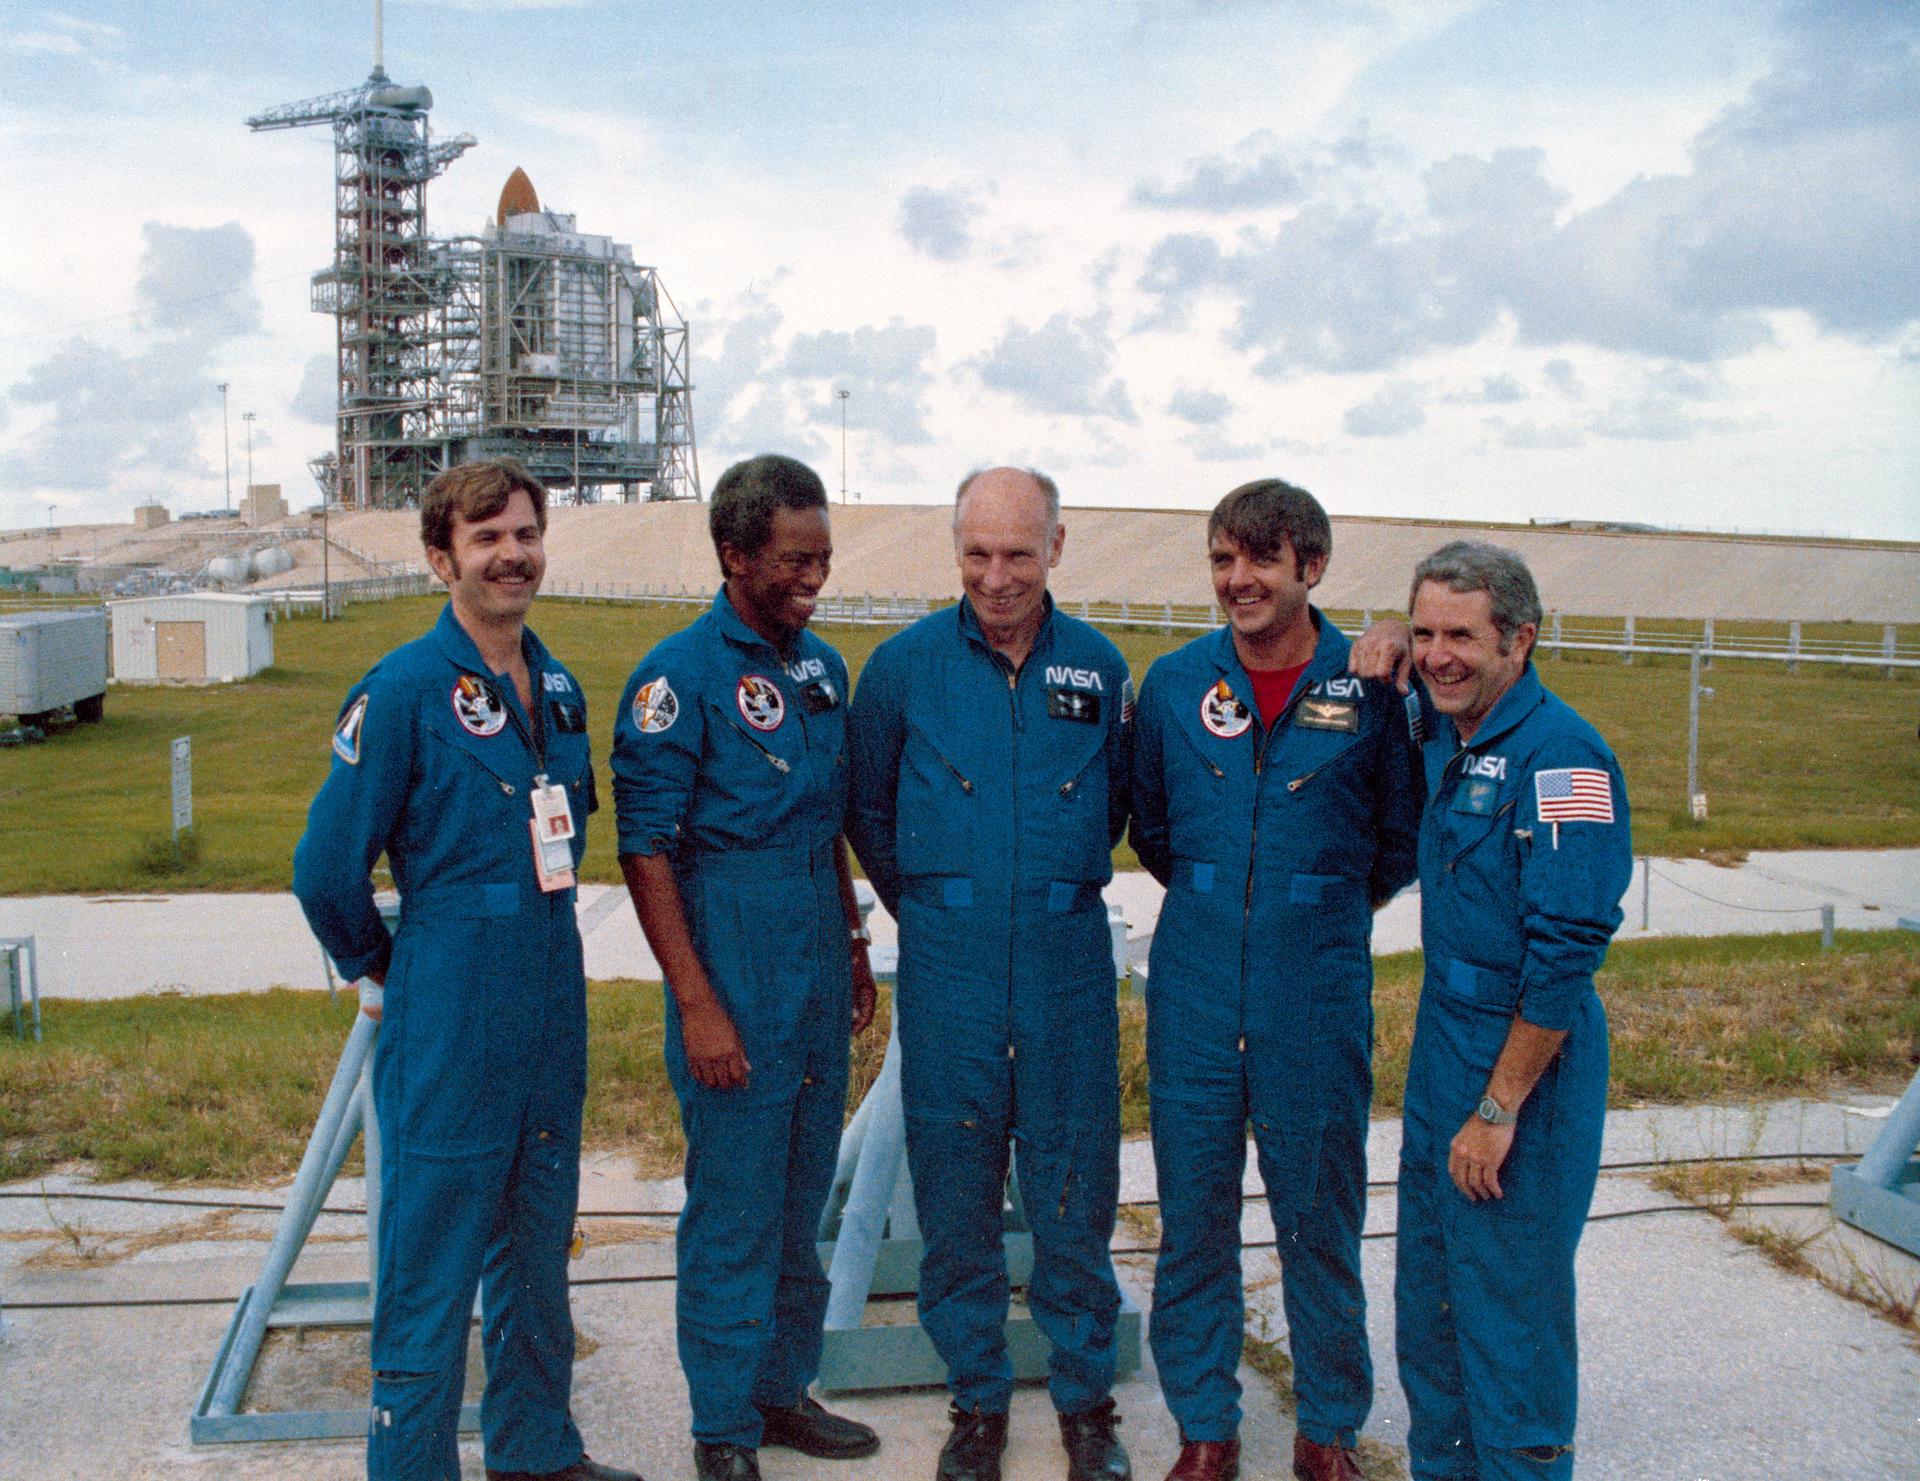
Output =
[
  {"x1": 1129, "y1": 479, "x2": 1421, "y2": 1481},
  {"x1": 1396, "y1": 541, "x2": 1631, "y2": 1481},
  {"x1": 293, "y1": 458, "x2": 641, "y2": 1481},
  {"x1": 846, "y1": 466, "x2": 1134, "y2": 1481},
  {"x1": 610, "y1": 455, "x2": 880, "y2": 1481}
]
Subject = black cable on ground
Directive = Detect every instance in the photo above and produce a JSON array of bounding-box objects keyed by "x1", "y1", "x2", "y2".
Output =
[
  {"x1": 1, "y1": 1148, "x2": 1858, "y2": 1220},
  {"x1": 1, "y1": 1201, "x2": 1836, "y2": 1313}
]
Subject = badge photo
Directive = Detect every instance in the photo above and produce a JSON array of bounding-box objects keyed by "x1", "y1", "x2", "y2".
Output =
[
  {"x1": 632, "y1": 677, "x2": 679, "y2": 734},
  {"x1": 452, "y1": 674, "x2": 507, "y2": 738},
  {"x1": 332, "y1": 693, "x2": 368, "y2": 765},
  {"x1": 1200, "y1": 678, "x2": 1252, "y2": 739},
  {"x1": 736, "y1": 673, "x2": 785, "y2": 732}
]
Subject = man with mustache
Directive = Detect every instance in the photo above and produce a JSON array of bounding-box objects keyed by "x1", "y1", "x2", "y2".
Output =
[
  {"x1": 611, "y1": 454, "x2": 880, "y2": 1481},
  {"x1": 294, "y1": 457, "x2": 640, "y2": 1481}
]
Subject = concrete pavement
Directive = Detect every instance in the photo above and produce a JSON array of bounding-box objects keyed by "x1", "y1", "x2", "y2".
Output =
[
  {"x1": 1, "y1": 1098, "x2": 1914, "y2": 1478},
  {"x1": 5, "y1": 849, "x2": 1915, "y2": 1001}
]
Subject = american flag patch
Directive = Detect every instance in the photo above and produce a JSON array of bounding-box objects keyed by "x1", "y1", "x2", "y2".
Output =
[{"x1": 1535, "y1": 767, "x2": 1614, "y2": 823}]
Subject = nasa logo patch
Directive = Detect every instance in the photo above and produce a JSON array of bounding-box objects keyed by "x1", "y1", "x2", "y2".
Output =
[
  {"x1": 1200, "y1": 679, "x2": 1253, "y2": 740},
  {"x1": 737, "y1": 674, "x2": 785, "y2": 732},
  {"x1": 632, "y1": 677, "x2": 679, "y2": 735},
  {"x1": 452, "y1": 675, "x2": 507, "y2": 738}
]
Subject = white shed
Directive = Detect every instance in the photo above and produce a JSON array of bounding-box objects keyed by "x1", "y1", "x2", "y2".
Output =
[{"x1": 109, "y1": 593, "x2": 273, "y2": 683}]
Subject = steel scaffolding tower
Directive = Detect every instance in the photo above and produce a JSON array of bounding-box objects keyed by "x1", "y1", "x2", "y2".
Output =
[{"x1": 249, "y1": 74, "x2": 698, "y2": 508}]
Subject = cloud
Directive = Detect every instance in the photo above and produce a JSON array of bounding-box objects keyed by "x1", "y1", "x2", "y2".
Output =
[
  {"x1": 898, "y1": 184, "x2": 980, "y2": 263},
  {"x1": 1343, "y1": 381, "x2": 1425, "y2": 438},
  {"x1": 1166, "y1": 386, "x2": 1234, "y2": 426},
  {"x1": 1541, "y1": 358, "x2": 1585, "y2": 399},
  {"x1": 290, "y1": 355, "x2": 335, "y2": 426},
  {"x1": 1, "y1": 13, "x2": 123, "y2": 57},
  {"x1": 1181, "y1": 429, "x2": 1268, "y2": 463},
  {"x1": 1132, "y1": 130, "x2": 1308, "y2": 212},
  {"x1": 781, "y1": 319, "x2": 940, "y2": 445},
  {"x1": 1456, "y1": 373, "x2": 1525, "y2": 405},
  {"x1": 0, "y1": 222, "x2": 259, "y2": 493},
  {"x1": 1137, "y1": 12, "x2": 1920, "y2": 375},
  {"x1": 972, "y1": 312, "x2": 1138, "y2": 423}
]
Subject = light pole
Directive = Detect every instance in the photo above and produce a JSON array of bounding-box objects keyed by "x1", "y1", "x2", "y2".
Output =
[
  {"x1": 242, "y1": 412, "x2": 257, "y2": 507},
  {"x1": 218, "y1": 383, "x2": 232, "y2": 514},
  {"x1": 837, "y1": 388, "x2": 850, "y2": 503}
]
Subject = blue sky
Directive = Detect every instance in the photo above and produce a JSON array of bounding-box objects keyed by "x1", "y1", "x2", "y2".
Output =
[{"x1": 1, "y1": 1, "x2": 1915, "y2": 542}]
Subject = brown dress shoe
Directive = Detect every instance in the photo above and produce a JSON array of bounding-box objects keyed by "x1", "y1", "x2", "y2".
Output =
[
  {"x1": 1291, "y1": 1434, "x2": 1363, "y2": 1481},
  {"x1": 1165, "y1": 1438, "x2": 1239, "y2": 1480}
]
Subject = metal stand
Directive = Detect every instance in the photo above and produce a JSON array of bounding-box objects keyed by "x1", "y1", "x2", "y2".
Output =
[
  {"x1": 192, "y1": 976, "x2": 481, "y2": 1442},
  {"x1": 1831, "y1": 1064, "x2": 1920, "y2": 1258},
  {"x1": 1, "y1": 936, "x2": 42, "y2": 1042},
  {"x1": 812, "y1": 1018, "x2": 1142, "y2": 1392}
]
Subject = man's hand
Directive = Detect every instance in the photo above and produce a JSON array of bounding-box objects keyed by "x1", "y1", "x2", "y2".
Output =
[
  {"x1": 1348, "y1": 616, "x2": 1414, "y2": 693},
  {"x1": 681, "y1": 999, "x2": 751, "y2": 1089},
  {"x1": 359, "y1": 965, "x2": 387, "y2": 1022},
  {"x1": 1448, "y1": 1115, "x2": 1516, "y2": 1200},
  {"x1": 850, "y1": 944, "x2": 878, "y2": 1035}
]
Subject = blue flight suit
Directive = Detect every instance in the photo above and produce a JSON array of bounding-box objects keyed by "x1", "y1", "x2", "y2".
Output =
[
  {"x1": 845, "y1": 595, "x2": 1131, "y2": 1418},
  {"x1": 293, "y1": 602, "x2": 595, "y2": 1481},
  {"x1": 1129, "y1": 612, "x2": 1421, "y2": 1448},
  {"x1": 609, "y1": 588, "x2": 853, "y2": 1449},
  {"x1": 1398, "y1": 664, "x2": 1630, "y2": 1481}
]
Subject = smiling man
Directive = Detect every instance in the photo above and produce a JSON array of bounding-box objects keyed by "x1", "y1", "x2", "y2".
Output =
[
  {"x1": 610, "y1": 455, "x2": 879, "y2": 1481},
  {"x1": 294, "y1": 457, "x2": 639, "y2": 1481},
  {"x1": 1397, "y1": 542, "x2": 1630, "y2": 1481},
  {"x1": 1127, "y1": 478, "x2": 1421, "y2": 1481},
  {"x1": 847, "y1": 466, "x2": 1134, "y2": 1481}
]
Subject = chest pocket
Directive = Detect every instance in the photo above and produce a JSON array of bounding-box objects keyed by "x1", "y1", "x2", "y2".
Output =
[
  {"x1": 896, "y1": 715, "x2": 975, "y2": 877},
  {"x1": 1033, "y1": 724, "x2": 1113, "y2": 883},
  {"x1": 1272, "y1": 716, "x2": 1366, "y2": 796}
]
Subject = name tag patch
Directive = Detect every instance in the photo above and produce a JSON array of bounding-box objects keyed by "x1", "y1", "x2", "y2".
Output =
[
  {"x1": 549, "y1": 700, "x2": 586, "y2": 734},
  {"x1": 799, "y1": 677, "x2": 840, "y2": 714},
  {"x1": 1295, "y1": 698, "x2": 1358, "y2": 733},
  {"x1": 1452, "y1": 777, "x2": 1501, "y2": 815},
  {"x1": 1048, "y1": 686, "x2": 1101, "y2": 724}
]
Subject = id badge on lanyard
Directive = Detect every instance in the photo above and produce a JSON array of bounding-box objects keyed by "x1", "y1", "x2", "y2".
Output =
[{"x1": 529, "y1": 771, "x2": 576, "y2": 892}]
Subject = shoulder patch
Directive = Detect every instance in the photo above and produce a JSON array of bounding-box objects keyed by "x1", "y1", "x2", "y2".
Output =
[
  {"x1": 1534, "y1": 766, "x2": 1614, "y2": 824},
  {"x1": 332, "y1": 693, "x2": 368, "y2": 765},
  {"x1": 632, "y1": 677, "x2": 679, "y2": 734}
]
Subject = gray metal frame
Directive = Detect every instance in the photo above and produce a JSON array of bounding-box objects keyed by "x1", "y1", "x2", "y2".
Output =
[
  {"x1": 0, "y1": 936, "x2": 40, "y2": 1043},
  {"x1": 1830, "y1": 1064, "x2": 1920, "y2": 1259}
]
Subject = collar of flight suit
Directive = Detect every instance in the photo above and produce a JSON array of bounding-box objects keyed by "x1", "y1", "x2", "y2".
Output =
[
  {"x1": 710, "y1": 584, "x2": 801, "y2": 664},
  {"x1": 426, "y1": 600, "x2": 556, "y2": 708},
  {"x1": 1200, "y1": 604, "x2": 1352, "y2": 710},
  {"x1": 1438, "y1": 659, "x2": 1547, "y2": 758},
  {"x1": 954, "y1": 589, "x2": 1059, "y2": 666}
]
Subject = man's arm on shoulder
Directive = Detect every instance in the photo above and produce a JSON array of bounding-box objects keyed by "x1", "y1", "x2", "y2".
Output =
[
  {"x1": 1348, "y1": 614, "x2": 1413, "y2": 693},
  {"x1": 293, "y1": 673, "x2": 411, "y2": 995},
  {"x1": 845, "y1": 644, "x2": 906, "y2": 919}
]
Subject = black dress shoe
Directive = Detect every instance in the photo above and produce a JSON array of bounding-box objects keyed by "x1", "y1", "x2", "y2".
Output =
[
  {"x1": 1059, "y1": 1397, "x2": 1131, "y2": 1481},
  {"x1": 755, "y1": 1395, "x2": 881, "y2": 1458},
  {"x1": 487, "y1": 1457, "x2": 645, "y2": 1481},
  {"x1": 694, "y1": 1441, "x2": 760, "y2": 1481},
  {"x1": 937, "y1": 1404, "x2": 1010, "y2": 1481}
]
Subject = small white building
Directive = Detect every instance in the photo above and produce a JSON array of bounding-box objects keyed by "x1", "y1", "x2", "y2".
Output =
[{"x1": 109, "y1": 593, "x2": 273, "y2": 683}]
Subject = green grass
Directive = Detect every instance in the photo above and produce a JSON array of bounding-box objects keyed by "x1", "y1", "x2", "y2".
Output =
[
  {"x1": 2, "y1": 932, "x2": 1911, "y2": 1187},
  {"x1": 1, "y1": 595, "x2": 1913, "y2": 893}
]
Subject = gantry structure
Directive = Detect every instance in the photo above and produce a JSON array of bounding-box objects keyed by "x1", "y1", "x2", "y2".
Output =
[{"x1": 248, "y1": 69, "x2": 699, "y2": 508}]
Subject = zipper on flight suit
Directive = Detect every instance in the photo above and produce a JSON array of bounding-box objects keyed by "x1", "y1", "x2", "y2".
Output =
[{"x1": 723, "y1": 715, "x2": 792, "y2": 774}]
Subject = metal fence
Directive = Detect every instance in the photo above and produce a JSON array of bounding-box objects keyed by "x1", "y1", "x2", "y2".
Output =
[{"x1": 536, "y1": 583, "x2": 1919, "y2": 673}]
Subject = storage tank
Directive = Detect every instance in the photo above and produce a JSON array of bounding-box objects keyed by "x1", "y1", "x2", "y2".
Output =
[
  {"x1": 204, "y1": 555, "x2": 249, "y2": 587},
  {"x1": 249, "y1": 546, "x2": 295, "y2": 580}
]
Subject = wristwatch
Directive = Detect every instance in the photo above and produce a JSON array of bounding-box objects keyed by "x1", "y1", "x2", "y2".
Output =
[
  {"x1": 849, "y1": 925, "x2": 872, "y2": 946},
  {"x1": 1476, "y1": 1093, "x2": 1517, "y2": 1126}
]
